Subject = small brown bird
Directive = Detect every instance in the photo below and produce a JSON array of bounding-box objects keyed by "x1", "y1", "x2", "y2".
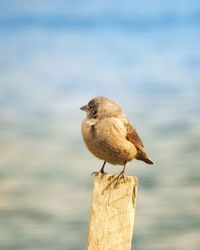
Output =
[{"x1": 80, "y1": 96, "x2": 153, "y2": 177}]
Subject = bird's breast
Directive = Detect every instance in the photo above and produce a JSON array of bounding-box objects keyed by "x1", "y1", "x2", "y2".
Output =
[{"x1": 81, "y1": 117, "x2": 137, "y2": 165}]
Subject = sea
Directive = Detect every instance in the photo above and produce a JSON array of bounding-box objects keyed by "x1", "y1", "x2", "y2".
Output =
[{"x1": 0, "y1": 0, "x2": 199, "y2": 249}]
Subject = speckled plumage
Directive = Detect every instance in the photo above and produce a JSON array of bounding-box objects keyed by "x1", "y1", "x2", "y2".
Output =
[{"x1": 80, "y1": 96, "x2": 153, "y2": 169}]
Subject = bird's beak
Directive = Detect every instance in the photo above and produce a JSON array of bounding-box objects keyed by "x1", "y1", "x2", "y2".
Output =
[{"x1": 80, "y1": 104, "x2": 88, "y2": 112}]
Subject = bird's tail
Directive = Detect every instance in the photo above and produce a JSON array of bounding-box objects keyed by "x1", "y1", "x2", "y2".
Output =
[{"x1": 135, "y1": 148, "x2": 154, "y2": 165}]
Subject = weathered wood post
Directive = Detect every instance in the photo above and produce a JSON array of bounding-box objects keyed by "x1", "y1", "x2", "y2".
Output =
[{"x1": 88, "y1": 173, "x2": 138, "y2": 250}]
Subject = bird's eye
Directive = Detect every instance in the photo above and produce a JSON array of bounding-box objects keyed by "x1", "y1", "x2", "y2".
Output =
[{"x1": 88, "y1": 100, "x2": 95, "y2": 109}]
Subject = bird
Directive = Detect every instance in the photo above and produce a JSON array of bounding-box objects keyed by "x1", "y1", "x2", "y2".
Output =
[{"x1": 80, "y1": 96, "x2": 153, "y2": 178}]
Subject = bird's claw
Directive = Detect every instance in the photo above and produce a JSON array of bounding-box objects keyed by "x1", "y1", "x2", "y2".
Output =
[
  {"x1": 116, "y1": 172, "x2": 125, "y2": 184},
  {"x1": 117, "y1": 172, "x2": 125, "y2": 181},
  {"x1": 91, "y1": 171, "x2": 99, "y2": 176},
  {"x1": 91, "y1": 170, "x2": 106, "y2": 176}
]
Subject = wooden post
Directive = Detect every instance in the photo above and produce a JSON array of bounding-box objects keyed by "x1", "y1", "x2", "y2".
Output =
[{"x1": 88, "y1": 173, "x2": 138, "y2": 250}]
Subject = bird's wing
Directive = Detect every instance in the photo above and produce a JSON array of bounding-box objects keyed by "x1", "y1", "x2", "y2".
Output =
[
  {"x1": 125, "y1": 121, "x2": 144, "y2": 148},
  {"x1": 125, "y1": 120, "x2": 154, "y2": 165}
]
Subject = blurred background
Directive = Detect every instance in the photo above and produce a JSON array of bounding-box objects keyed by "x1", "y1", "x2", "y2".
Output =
[{"x1": 0, "y1": 0, "x2": 200, "y2": 249}]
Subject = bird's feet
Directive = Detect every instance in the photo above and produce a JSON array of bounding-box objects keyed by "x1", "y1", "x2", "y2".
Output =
[
  {"x1": 112, "y1": 171, "x2": 126, "y2": 188},
  {"x1": 91, "y1": 161, "x2": 107, "y2": 176},
  {"x1": 91, "y1": 169, "x2": 106, "y2": 176},
  {"x1": 115, "y1": 163, "x2": 126, "y2": 184},
  {"x1": 117, "y1": 171, "x2": 125, "y2": 181}
]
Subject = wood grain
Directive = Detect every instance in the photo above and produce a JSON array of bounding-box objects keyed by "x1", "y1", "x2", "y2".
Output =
[{"x1": 88, "y1": 173, "x2": 137, "y2": 250}]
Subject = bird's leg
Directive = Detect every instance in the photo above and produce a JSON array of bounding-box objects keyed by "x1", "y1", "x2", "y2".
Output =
[
  {"x1": 91, "y1": 161, "x2": 107, "y2": 176},
  {"x1": 117, "y1": 163, "x2": 127, "y2": 180},
  {"x1": 99, "y1": 161, "x2": 106, "y2": 174}
]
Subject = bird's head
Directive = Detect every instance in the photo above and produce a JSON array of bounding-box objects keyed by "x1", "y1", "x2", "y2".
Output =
[{"x1": 80, "y1": 96, "x2": 123, "y2": 119}]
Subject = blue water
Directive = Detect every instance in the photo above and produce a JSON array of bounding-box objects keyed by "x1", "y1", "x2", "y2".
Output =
[{"x1": 0, "y1": 1, "x2": 200, "y2": 249}]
